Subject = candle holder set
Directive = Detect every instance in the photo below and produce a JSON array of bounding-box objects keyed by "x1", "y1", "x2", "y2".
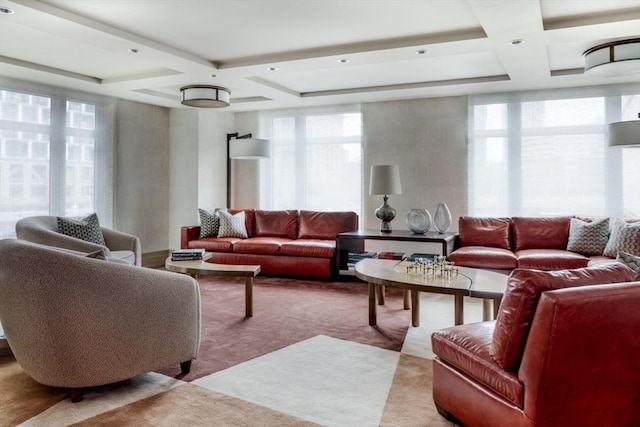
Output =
[{"x1": 405, "y1": 255, "x2": 459, "y2": 277}]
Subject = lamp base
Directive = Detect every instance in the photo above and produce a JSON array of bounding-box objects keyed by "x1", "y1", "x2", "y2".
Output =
[{"x1": 375, "y1": 195, "x2": 396, "y2": 233}]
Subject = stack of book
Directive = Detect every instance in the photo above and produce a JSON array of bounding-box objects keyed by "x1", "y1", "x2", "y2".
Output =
[
  {"x1": 346, "y1": 251, "x2": 377, "y2": 270},
  {"x1": 171, "y1": 248, "x2": 205, "y2": 261},
  {"x1": 408, "y1": 253, "x2": 437, "y2": 262},
  {"x1": 377, "y1": 251, "x2": 405, "y2": 260}
]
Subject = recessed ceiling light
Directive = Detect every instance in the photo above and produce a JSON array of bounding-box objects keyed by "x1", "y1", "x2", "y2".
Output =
[
  {"x1": 0, "y1": 6, "x2": 14, "y2": 14},
  {"x1": 268, "y1": 67, "x2": 278, "y2": 71},
  {"x1": 510, "y1": 39, "x2": 525, "y2": 45},
  {"x1": 338, "y1": 59, "x2": 349, "y2": 64},
  {"x1": 129, "y1": 48, "x2": 139, "y2": 53},
  {"x1": 416, "y1": 49, "x2": 427, "y2": 55},
  {"x1": 211, "y1": 74, "x2": 217, "y2": 78}
]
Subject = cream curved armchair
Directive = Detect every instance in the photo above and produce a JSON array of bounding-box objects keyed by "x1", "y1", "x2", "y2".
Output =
[
  {"x1": 15, "y1": 215, "x2": 142, "y2": 266},
  {"x1": 0, "y1": 239, "x2": 201, "y2": 402}
]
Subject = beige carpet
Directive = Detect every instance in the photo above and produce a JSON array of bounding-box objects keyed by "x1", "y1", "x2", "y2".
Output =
[{"x1": 1, "y1": 278, "x2": 477, "y2": 426}]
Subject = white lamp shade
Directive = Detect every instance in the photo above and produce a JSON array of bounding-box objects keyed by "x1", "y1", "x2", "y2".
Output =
[
  {"x1": 229, "y1": 138, "x2": 270, "y2": 158},
  {"x1": 369, "y1": 164, "x2": 402, "y2": 195},
  {"x1": 609, "y1": 120, "x2": 640, "y2": 147}
]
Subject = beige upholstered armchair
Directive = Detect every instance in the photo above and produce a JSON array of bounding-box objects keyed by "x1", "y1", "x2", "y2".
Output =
[
  {"x1": 0, "y1": 239, "x2": 201, "y2": 402},
  {"x1": 15, "y1": 215, "x2": 142, "y2": 266}
]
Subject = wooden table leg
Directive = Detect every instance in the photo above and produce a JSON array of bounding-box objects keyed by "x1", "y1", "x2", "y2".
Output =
[
  {"x1": 482, "y1": 299, "x2": 492, "y2": 321},
  {"x1": 410, "y1": 290, "x2": 420, "y2": 327},
  {"x1": 377, "y1": 285, "x2": 385, "y2": 305},
  {"x1": 245, "y1": 277, "x2": 253, "y2": 317},
  {"x1": 369, "y1": 283, "x2": 377, "y2": 326},
  {"x1": 403, "y1": 290, "x2": 410, "y2": 310},
  {"x1": 454, "y1": 294, "x2": 464, "y2": 325}
]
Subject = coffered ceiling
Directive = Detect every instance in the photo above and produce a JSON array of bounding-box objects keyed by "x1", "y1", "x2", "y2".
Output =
[{"x1": 0, "y1": 0, "x2": 638, "y2": 111}]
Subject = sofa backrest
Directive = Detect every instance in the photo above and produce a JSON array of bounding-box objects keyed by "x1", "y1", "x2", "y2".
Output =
[
  {"x1": 512, "y1": 216, "x2": 571, "y2": 251},
  {"x1": 298, "y1": 210, "x2": 358, "y2": 240},
  {"x1": 491, "y1": 264, "x2": 638, "y2": 370},
  {"x1": 518, "y1": 281, "x2": 640, "y2": 426},
  {"x1": 458, "y1": 217, "x2": 512, "y2": 250},
  {"x1": 254, "y1": 210, "x2": 299, "y2": 239}
]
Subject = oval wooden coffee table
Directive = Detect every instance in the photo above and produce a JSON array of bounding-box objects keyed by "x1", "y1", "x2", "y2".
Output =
[
  {"x1": 355, "y1": 259, "x2": 507, "y2": 327},
  {"x1": 165, "y1": 255, "x2": 260, "y2": 317}
]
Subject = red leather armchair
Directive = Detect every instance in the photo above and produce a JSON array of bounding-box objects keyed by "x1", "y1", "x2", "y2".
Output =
[{"x1": 431, "y1": 264, "x2": 640, "y2": 427}]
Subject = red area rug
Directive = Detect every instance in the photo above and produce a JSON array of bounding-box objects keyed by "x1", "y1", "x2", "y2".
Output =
[{"x1": 157, "y1": 275, "x2": 411, "y2": 381}]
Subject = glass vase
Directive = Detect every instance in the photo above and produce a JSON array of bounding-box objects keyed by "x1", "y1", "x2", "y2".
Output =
[
  {"x1": 433, "y1": 203, "x2": 452, "y2": 233},
  {"x1": 406, "y1": 209, "x2": 432, "y2": 234}
]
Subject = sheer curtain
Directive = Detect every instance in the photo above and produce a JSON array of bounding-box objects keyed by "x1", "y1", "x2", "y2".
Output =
[
  {"x1": 469, "y1": 85, "x2": 640, "y2": 218},
  {"x1": 258, "y1": 105, "x2": 362, "y2": 217},
  {"x1": 0, "y1": 79, "x2": 114, "y2": 238}
]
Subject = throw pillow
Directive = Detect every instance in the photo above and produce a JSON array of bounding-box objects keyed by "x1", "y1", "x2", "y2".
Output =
[
  {"x1": 56, "y1": 213, "x2": 106, "y2": 246},
  {"x1": 217, "y1": 210, "x2": 248, "y2": 238},
  {"x1": 85, "y1": 249, "x2": 108, "y2": 260},
  {"x1": 616, "y1": 251, "x2": 640, "y2": 280},
  {"x1": 566, "y1": 217, "x2": 609, "y2": 255},
  {"x1": 198, "y1": 208, "x2": 220, "y2": 238},
  {"x1": 603, "y1": 219, "x2": 640, "y2": 257},
  {"x1": 491, "y1": 263, "x2": 638, "y2": 371}
]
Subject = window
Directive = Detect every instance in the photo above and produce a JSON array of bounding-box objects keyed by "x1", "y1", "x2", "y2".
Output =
[
  {"x1": 259, "y1": 106, "x2": 362, "y2": 217},
  {"x1": 0, "y1": 87, "x2": 112, "y2": 238},
  {"x1": 469, "y1": 91, "x2": 640, "y2": 218}
]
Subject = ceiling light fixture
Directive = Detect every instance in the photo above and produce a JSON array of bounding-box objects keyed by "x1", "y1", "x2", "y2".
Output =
[
  {"x1": 180, "y1": 85, "x2": 230, "y2": 108},
  {"x1": 583, "y1": 38, "x2": 640, "y2": 77},
  {"x1": 0, "y1": 6, "x2": 14, "y2": 14}
]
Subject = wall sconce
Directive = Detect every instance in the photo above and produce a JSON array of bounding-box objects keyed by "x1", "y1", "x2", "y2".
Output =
[
  {"x1": 227, "y1": 133, "x2": 270, "y2": 208},
  {"x1": 369, "y1": 165, "x2": 402, "y2": 232}
]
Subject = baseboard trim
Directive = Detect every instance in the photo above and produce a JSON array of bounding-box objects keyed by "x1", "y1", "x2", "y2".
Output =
[{"x1": 142, "y1": 250, "x2": 171, "y2": 268}]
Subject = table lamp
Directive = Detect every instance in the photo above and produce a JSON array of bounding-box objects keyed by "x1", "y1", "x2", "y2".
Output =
[{"x1": 369, "y1": 165, "x2": 402, "y2": 232}]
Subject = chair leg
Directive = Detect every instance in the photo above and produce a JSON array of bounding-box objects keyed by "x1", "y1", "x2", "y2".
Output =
[
  {"x1": 180, "y1": 360, "x2": 192, "y2": 375},
  {"x1": 70, "y1": 388, "x2": 84, "y2": 403}
]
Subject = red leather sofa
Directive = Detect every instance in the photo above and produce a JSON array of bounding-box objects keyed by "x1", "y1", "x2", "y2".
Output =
[
  {"x1": 449, "y1": 216, "x2": 620, "y2": 271},
  {"x1": 181, "y1": 209, "x2": 358, "y2": 279},
  {"x1": 431, "y1": 264, "x2": 640, "y2": 427}
]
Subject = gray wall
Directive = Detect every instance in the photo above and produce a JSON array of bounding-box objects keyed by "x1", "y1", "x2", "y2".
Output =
[
  {"x1": 362, "y1": 97, "x2": 468, "y2": 232},
  {"x1": 115, "y1": 100, "x2": 170, "y2": 252}
]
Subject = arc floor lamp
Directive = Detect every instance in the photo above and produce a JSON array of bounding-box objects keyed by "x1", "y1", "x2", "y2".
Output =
[{"x1": 226, "y1": 133, "x2": 270, "y2": 208}]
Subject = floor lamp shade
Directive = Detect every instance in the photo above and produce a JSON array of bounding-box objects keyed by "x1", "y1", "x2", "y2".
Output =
[
  {"x1": 369, "y1": 165, "x2": 402, "y2": 233},
  {"x1": 609, "y1": 120, "x2": 640, "y2": 147},
  {"x1": 229, "y1": 138, "x2": 271, "y2": 158}
]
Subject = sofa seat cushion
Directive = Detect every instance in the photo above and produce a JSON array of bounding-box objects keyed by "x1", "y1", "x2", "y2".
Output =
[
  {"x1": 492, "y1": 264, "x2": 639, "y2": 370},
  {"x1": 255, "y1": 210, "x2": 298, "y2": 239},
  {"x1": 109, "y1": 250, "x2": 136, "y2": 265},
  {"x1": 432, "y1": 321, "x2": 524, "y2": 408},
  {"x1": 233, "y1": 237, "x2": 292, "y2": 255},
  {"x1": 512, "y1": 217, "x2": 571, "y2": 251},
  {"x1": 587, "y1": 255, "x2": 616, "y2": 266},
  {"x1": 515, "y1": 249, "x2": 589, "y2": 270},
  {"x1": 449, "y1": 247, "x2": 517, "y2": 269},
  {"x1": 458, "y1": 217, "x2": 512, "y2": 250},
  {"x1": 280, "y1": 239, "x2": 336, "y2": 258},
  {"x1": 188, "y1": 237, "x2": 236, "y2": 252}
]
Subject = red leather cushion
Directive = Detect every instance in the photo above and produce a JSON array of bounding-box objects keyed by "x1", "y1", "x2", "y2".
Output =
[
  {"x1": 187, "y1": 237, "x2": 236, "y2": 252},
  {"x1": 492, "y1": 264, "x2": 638, "y2": 370},
  {"x1": 512, "y1": 217, "x2": 571, "y2": 251},
  {"x1": 298, "y1": 211, "x2": 358, "y2": 239},
  {"x1": 515, "y1": 249, "x2": 589, "y2": 270},
  {"x1": 458, "y1": 217, "x2": 511, "y2": 250},
  {"x1": 432, "y1": 321, "x2": 524, "y2": 407},
  {"x1": 281, "y1": 239, "x2": 336, "y2": 258},
  {"x1": 232, "y1": 237, "x2": 291, "y2": 255},
  {"x1": 449, "y1": 246, "x2": 517, "y2": 269},
  {"x1": 254, "y1": 210, "x2": 298, "y2": 239}
]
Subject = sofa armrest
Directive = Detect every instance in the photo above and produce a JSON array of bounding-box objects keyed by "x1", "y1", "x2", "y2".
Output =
[
  {"x1": 17, "y1": 223, "x2": 108, "y2": 254},
  {"x1": 181, "y1": 226, "x2": 201, "y2": 248},
  {"x1": 519, "y1": 282, "x2": 640, "y2": 426},
  {"x1": 102, "y1": 227, "x2": 142, "y2": 266}
]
